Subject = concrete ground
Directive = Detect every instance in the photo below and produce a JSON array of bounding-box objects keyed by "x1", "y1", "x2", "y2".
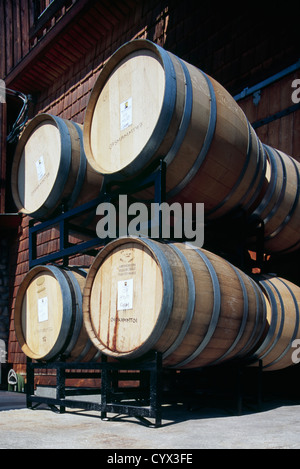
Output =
[{"x1": 0, "y1": 390, "x2": 300, "y2": 449}]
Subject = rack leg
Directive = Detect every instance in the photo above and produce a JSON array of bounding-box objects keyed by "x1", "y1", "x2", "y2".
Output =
[
  {"x1": 101, "y1": 355, "x2": 109, "y2": 421},
  {"x1": 256, "y1": 221, "x2": 265, "y2": 271},
  {"x1": 236, "y1": 365, "x2": 243, "y2": 416},
  {"x1": 149, "y1": 352, "x2": 162, "y2": 427},
  {"x1": 56, "y1": 368, "x2": 66, "y2": 413},
  {"x1": 257, "y1": 359, "x2": 263, "y2": 411},
  {"x1": 26, "y1": 358, "x2": 34, "y2": 409}
]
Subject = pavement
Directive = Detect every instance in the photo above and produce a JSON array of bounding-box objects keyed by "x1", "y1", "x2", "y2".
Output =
[{"x1": 1, "y1": 390, "x2": 300, "y2": 450}]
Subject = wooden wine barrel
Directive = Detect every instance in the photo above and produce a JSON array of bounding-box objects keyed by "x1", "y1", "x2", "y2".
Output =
[
  {"x1": 250, "y1": 275, "x2": 300, "y2": 371},
  {"x1": 83, "y1": 39, "x2": 266, "y2": 221},
  {"x1": 249, "y1": 145, "x2": 300, "y2": 254},
  {"x1": 14, "y1": 265, "x2": 101, "y2": 362},
  {"x1": 11, "y1": 113, "x2": 104, "y2": 220},
  {"x1": 82, "y1": 237, "x2": 266, "y2": 368}
]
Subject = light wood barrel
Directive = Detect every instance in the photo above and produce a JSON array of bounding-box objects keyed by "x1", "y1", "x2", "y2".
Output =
[
  {"x1": 250, "y1": 275, "x2": 300, "y2": 371},
  {"x1": 14, "y1": 265, "x2": 101, "y2": 362},
  {"x1": 11, "y1": 113, "x2": 103, "y2": 220},
  {"x1": 82, "y1": 237, "x2": 266, "y2": 368},
  {"x1": 83, "y1": 39, "x2": 265, "y2": 221},
  {"x1": 249, "y1": 145, "x2": 300, "y2": 254}
]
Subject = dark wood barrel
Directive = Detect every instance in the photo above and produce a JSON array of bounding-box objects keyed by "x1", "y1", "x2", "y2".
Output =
[
  {"x1": 249, "y1": 145, "x2": 300, "y2": 254},
  {"x1": 82, "y1": 237, "x2": 266, "y2": 368},
  {"x1": 250, "y1": 275, "x2": 300, "y2": 371},
  {"x1": 14, "y1": 265, "x2": 101, "y2": 362},
  {"x1": 11, "y1": 113, "x2": 103, "y2": 220},
  {"x1": 83, "y1": 39, "x2": 266, "y2": 221}
]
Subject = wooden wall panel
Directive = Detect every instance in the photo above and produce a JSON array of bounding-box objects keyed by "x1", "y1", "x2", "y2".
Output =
[
  {"x1": 0, "y1": 0, "x2": 32, "y2": 77},
  {"x1": 238, "y1": 71, "x2": 300, "y2": 160},
  {"x1": 0, "y1": 1, "x2": 6, "y2": 77}
]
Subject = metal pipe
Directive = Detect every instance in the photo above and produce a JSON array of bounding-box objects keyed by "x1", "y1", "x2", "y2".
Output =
[{"x1": 234, "y1": 59, "x2": 300, "y2": 101}]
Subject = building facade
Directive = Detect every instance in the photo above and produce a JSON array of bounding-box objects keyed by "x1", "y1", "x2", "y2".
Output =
[{"x1": 0, "y1": 0, "x2": 299, "y2": 383}]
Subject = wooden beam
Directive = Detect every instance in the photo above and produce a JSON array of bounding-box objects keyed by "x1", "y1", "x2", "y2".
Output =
[{"x1": 4, "y1": 0, "x2": 92, "y2": 88}]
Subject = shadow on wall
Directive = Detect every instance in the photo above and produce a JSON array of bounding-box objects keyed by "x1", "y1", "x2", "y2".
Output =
[{"x1": 0, "y1": 239, "x2": 10, "y2": 345}]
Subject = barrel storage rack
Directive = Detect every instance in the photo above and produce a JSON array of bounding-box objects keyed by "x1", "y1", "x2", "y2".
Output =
[
  {"x1": 19, "y1": 38, "x2": 293, "y2": 426},
  {"x1": 24, "y1": 156, "x2": 265, "y2": 426},
  {"x1": 26, "y1": 353, "x2": 164, "y2": 427},
  {"x1": 28, "y1": 158, "x2": 167, "y2": 268},
  {"x1": 26, "y1": 159, "x2": 168, "y2": 427}
]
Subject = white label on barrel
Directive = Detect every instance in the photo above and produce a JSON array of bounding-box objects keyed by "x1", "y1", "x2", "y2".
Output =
[
  {"x1": 117, "y1": 278, "x2": 133, "y2": 310},
  {"x1": 38, "y1": 297, "x2": 48, "y2": 322},
  {"x1": 35, "y1": 155, "x2": 46, "y2": 181},
  {"x1": 120, "y1": 97, "x2": 132, "y2": 131}
]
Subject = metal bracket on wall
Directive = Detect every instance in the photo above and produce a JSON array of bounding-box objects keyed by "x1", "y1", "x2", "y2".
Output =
[
  {"x1": 234, "y1": 59, "x2": 300, "y2": 102},
  {"x1": 253, "y1": 90, "x2": 261, "y2": 106}
]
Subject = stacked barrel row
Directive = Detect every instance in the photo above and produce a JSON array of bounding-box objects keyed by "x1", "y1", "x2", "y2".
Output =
[
  {"x1": 13, "y1": 265, "x2": 102, "y2": 363},
  {"x1": 11, "y1": 39, "x2": 300, "y2": 371},
  {"x1": 14, "y1": 237, "x2": 300, "y2": 371}
]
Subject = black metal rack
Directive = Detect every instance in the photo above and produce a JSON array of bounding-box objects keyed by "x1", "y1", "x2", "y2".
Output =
[
  {"x1": 26, "y1": 352, "x2": 163, "y2": 427},
  {"x1": 26, "y1": 161, "x2": 168, "y2": 426},
  {"x1": 28, "y1": 159, "x2": 167, "y2": 268}
]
